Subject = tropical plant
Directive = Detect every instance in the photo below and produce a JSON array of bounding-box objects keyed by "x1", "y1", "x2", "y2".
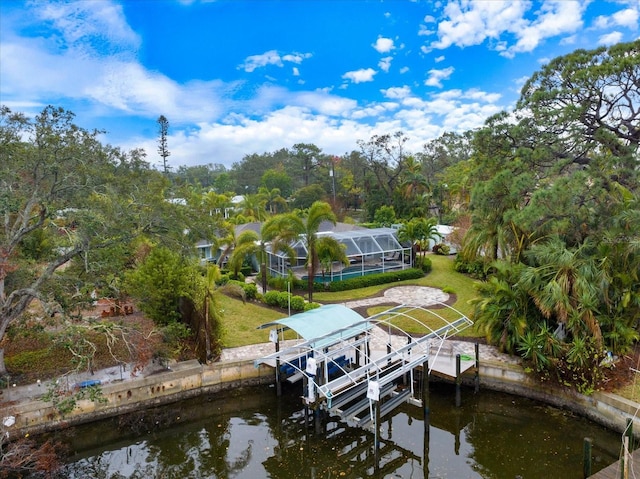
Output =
[{"x1": 316, "y1": 236, "x2": 349, "y2": 280}]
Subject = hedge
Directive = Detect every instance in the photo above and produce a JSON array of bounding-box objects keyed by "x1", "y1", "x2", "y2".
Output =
[{"x1": 323, "y1": 268, "x2": 425, "y2": 292}]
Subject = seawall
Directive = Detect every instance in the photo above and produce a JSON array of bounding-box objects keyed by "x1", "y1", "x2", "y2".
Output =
[{"x1": 2, "y1": 351, "x2": 639, "y2": 440}]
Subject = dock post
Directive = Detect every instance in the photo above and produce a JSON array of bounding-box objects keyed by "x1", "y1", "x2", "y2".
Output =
[
  {"x1": 625, "y1": 417, "x2": 634, "y2": 451},
  {"x1": 621, "y1": 418, "x2": 633, "y2": 479},
  {"x1": 375, "y1": 398, "x2": 381, "y2": 475},
  {"x1": 474, "y1": 343, "x2": 480, "y2": 394},
  {"x1": 455, "y1": 354, "x2": 461, "y2": 407},
  {"x1": 355, "y1": 334, "x2": 361, "y2": 367},
  {"x1": 274, "y1": 333, "x2": 282, "y2": 397},
  {"x1": 422, "y1": 359, "x2": 430, "y2": 479},
  {"x1": 583, "y1": 437, "x2": 592, "y2": 478}
]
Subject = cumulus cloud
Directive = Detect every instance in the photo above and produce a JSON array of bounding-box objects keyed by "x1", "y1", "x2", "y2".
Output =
[
  {"x1": 239, "y1": 50, "x2": 312, "y2": 72},
  {"x1": 427, "y1": 1, "x2": 586, "y2": 58},
  {"x1": 378, "y1": 56, "x2": 393, "y2": 72},
  {"x1": 373, "y1": 37, "x2": 395, "y2": 53},
  {"x1": 598, "y1": 31, "x2": 624, "y2": 45},
  {"x1": 342, "y1": 68, "x2": 377, "y2": 83},
  {"x1": 381, "y1": 86, "x2": 412, "y2": 99},
  {"x1": 2, "y1": 0, "x2": 512, "y2": 169},
  {"x1": 425, "y1": 66, "x2": 455, "y2": 88},
  {"x1": 594, "y1": 7, "x2": 639, "y2": 30}
]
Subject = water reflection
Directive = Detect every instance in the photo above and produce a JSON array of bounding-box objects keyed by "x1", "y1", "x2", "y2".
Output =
[{"x1": 57, "y1": 383, "x2": 619, "y2": 478}]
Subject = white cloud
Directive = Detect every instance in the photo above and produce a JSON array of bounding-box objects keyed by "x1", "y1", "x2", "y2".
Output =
[
  {"x1": 430, "y1": 1, "x2": 529, "y2": 50},
  {"x1": 612, "y1": 8, "x2": 639, "y2": 28},
  {"x1": 282, "y1": 52, "x2": 313, "y2": 63},
  {"x1": 33, "y1": 0, "x2": 140, "y2": 55},
  {"x1": 434, "y1": 55, "x2": 445, "y2": 63},
  {"x1": 239, "y1": 50, "x2": 283, "y2": 72},
  {"x1": 428, "y1": 0, "x2": 586, "y2": 58},
  {"x1": 594, "y1": 7, "x2": 639, "y2": 30},
  {"x1": 292, "y1": 67, "x2": 300, "y2": 76},
  {"x1": 381, "y1": 86, "x2": 412, "y2": 99},
  {"x1": 373, "y1": 37, "x2": 395, "y2": 53},
  {"x1": 378, "y1": 56, "x2": 393, "y2": 72},
  {"x1": 399, "y1": 66, "x2": 410, "y2": 74},
  {"x1": 342, "y1": 68, "x2": 377, "y2": 84},
  {"x1": 425, "y1": 66, "x2": 455, "y2": 88},
  {"x1": 599, "y1": 31, "x2": 624, "y2": 45},
  {"x1": 239, "y1": 50, "x2": 312, "y2": 72},
  {"x1": 505, "y1": 1, "x2": 585, "y2": 57}
]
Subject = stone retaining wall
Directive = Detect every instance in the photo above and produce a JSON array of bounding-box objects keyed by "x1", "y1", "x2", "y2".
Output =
[
  {"x1": 3, "y1": 355, "x2": 639, "y2": 440},
  {"x1": 469, "y1": 360, "x2": 640, "y2": 437},
  {"x1": 3, "y1": 359, "x2": 275, "y2": 438}
]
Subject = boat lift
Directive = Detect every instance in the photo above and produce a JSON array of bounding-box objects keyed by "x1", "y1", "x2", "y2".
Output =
[{"x1": 255, "y1": 302, "x2": 475, "y2": 430}]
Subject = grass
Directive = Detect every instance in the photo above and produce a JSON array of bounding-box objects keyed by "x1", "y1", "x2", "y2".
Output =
[
  {"x1": 218, "y1": 294, "x2": 291, "y2": 348},
  {"x1": 219, "y1": 254, "x2": 485, "y2": 347}
]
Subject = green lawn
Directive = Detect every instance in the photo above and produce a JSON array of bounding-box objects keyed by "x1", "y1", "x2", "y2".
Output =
[
  {"x1": 221, "y1": 254, "x2": 484, "y2": 348},
  {"x1": 218, "y1": 295, "x2": 285, "y2": 348}
]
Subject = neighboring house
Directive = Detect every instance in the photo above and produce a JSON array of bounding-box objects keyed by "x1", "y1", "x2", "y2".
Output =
[
  {"x1": 196, "y1": 222, "x2": 261, "y2": 264},
  {"x1": 425, "y1": 224, "x2": 458, "y2": 254}
]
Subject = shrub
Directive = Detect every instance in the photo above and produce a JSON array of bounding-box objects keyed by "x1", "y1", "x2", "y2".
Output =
[
  {"x1": 415, "y1": 255, "x2": 432, "y2": 273},
  {"x1": 304, "y1": 302, "x2": 321, "y2": 311},
  {"x1": 289, "y1": 295, "x2": 306, "y2": 311},
  {"x1": 325, "y1": 268, "x2": 424, "y2": 292},
  {"x1": 442, "y1": 286, "x2": 455, "y2": 294},
  {"x1": 454, "y1": 255, "x2": 492, "y2": 280},
  {"x1": 432, "y1": 243, "x2": 450, "y2": 255},
  {"x1": 277, "y1": 291, "x2": 291, "y2": 309},
  {"x1": 263, "y1": 291, "x2": 280, "y2": 307},
  {"x1": 226, "y1": 279, "x2": 258, "y2": 300}
]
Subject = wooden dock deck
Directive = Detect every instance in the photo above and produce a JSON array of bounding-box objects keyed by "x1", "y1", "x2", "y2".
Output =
[{"x1": 588, "y1": 447, "x2": 639, "y2": 479}]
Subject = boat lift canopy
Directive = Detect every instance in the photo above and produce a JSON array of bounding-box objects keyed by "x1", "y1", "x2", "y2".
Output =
[{"x1": 256, "y1": 302, "x2": 474, "y2": 414}]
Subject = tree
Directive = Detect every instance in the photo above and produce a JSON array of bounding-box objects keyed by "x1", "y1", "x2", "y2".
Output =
[
  {"x1": 517, "y1": 40, "x2": 639, "y2": 182},
  {"x1": 273, "y1": 202, "x2": 337, "y2": 302},
  {"x1": 223, "y1": 228, "x2": 261, "y2": 278},
  {"x1": 237, "y1": 193, "x2": 268, "y2": 222},
  {"x1": 291, "y1": 184, "x2": 326, "y2": 210},
  {"x1": 316, "y1": 236, "x2": 349, "y2": 280},
  {"x1": 0, "y1": 106, "x2": 164, "y2": 374},
  {"x1": 261, "y1": 168, "x2": 293, "y2": 199},
  {"x1": 357, "y1": 131, "x2": 409, "y2": 199},
  {"x1": 157, "y1": 115, "x2": 171, "y2": 175},
  {"x1": 124, "y1": 246, "x2": 193, "y2": 326},
  {"x1": 397, "y1": 217, "x2": 440, "y2": 265},
  {"x1": 258, "y1": 187, "x2": 287, "y2": 215},
  {"x1": 291, "y1": 143, "x2": 322, "y2": 187}
]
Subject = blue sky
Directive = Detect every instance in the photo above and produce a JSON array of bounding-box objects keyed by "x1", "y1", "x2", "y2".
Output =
[{"x1": 1, "y1": 0, "x2": 638, "y2": 169}]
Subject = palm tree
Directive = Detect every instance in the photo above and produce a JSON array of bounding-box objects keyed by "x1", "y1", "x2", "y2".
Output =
[
  {"x1": 225, "y1": 229, "x2": 262, "y2": 278},
  {"x1": 198, "y1": 264, "x2": 244, "y2": 362},
  {"x1": 228, "y1": 216, "x2": 296, "y2": 294},
  {"x1": 258, "y1": 186, "x2": 288, "y2": 215},
  {"x1": 316, "y1": 236, "x2": 349, "y2": 281},
  {"x1": 400, "y1": 156, "x2": 429, "y2": 199},
  {"x1": 471, "y1": 261, "x2": 534, "y2": 353},
  {"x1": 238, "y1": 193, "x2": 269, "y2": 221},
  {"x1": 519, "y1": 237, "x2": 604, "y2": 347},
  {"x1": 273, "y1": 201, "x2": 337, "y2": 302},
  {"x1": 397, "y1": 217, "x2": 440, "y2": 265}
]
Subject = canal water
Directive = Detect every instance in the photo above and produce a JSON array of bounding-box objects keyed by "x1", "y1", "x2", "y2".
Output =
[{"x1": 54, "y1": 383, "x2": 619, "y2": 478}]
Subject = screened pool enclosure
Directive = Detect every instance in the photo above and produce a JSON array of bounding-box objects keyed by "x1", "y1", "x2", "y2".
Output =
[{"x1": 266, "y1": 227, "x2": 413, "y2": 281}]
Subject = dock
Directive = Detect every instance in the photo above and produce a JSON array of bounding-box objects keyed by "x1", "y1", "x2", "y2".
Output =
[{"x1": 588, "y1": 447, "x2": 639, "y2": 479}]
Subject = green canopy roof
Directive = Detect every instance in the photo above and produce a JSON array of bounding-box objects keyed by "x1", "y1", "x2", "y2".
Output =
[{"x1": 258, "y1": 304, "x2": 371, "y2": 349}]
